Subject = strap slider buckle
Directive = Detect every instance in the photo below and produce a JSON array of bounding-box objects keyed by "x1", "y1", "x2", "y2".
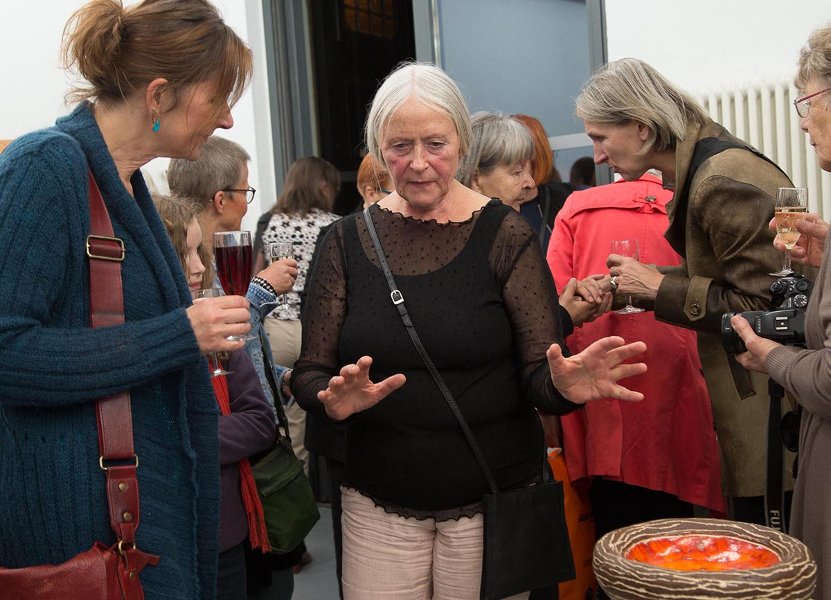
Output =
[
  {"x1": 391, "y1": 290, "x2": 404, "y2": 305},
  {"x1": 86, "y1": 235, "x2": 125, "y2": 262}
]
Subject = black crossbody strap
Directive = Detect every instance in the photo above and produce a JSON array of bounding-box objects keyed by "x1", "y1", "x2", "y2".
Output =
[{"x1": 362, "y1": 207, "x2": 500, "y2": 494}]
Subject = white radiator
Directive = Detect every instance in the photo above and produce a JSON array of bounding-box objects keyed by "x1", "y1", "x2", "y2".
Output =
[{"x1": 696, "y1": 78, "x2": 831, "y2": 219}]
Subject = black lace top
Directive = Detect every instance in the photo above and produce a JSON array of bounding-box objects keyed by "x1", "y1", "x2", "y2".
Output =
[{"x1": 291, "y1": 199, "x2": 579, "y2": 518}]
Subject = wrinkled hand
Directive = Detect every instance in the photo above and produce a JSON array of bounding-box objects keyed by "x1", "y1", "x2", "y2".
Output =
[
  {"x1": 770, "y1": 213, "x2": 828, "y2": 269},
  {"x1": 607, "y1": 254, "x2": 664, "y2": 301},
  {"x1": 559, "y1": 277, "x2": 612, "y2": 327},
  {"x1": 281, "y1": 369, "x2": 293, "y2": 399},
  {"x1": 187, "y1": 295, "x2": 251, "y2": 353},
  {"x1": 573, "y1": 273, "x2": 610, "y2": 303},
  {"x1": 258, "y1": 258, "x2": 299, "y2": 294},
  {"x1": 730, "y1": 315, "x2": 779, "y2": 374},
  {"x1": 318, "y1": 356, "x2": 407, "y2": 421},
  {"x1": 547, "y1": 336, "x2": 647, "y2": 404}
]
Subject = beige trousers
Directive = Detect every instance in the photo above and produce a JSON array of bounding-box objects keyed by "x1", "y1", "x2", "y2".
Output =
[
  {"x1": 340, "y1": 487, "x2": 530, "y2": 600},
  {"x1": 263, "y1": 317, "x2": 309, "y2": 472}
]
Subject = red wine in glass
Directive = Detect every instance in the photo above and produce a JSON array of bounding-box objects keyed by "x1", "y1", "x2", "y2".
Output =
[{"x1": 214, "y1": 231, "x2": 252, "y2": 296}]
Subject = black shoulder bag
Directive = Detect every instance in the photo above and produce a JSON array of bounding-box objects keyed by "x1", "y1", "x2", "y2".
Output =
[{"x1": 362, "y1": 207, "x2": 575, "y2": 599}]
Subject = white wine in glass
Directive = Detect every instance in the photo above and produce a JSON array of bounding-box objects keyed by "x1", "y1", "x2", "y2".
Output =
[
  {"x1": 269, "y1": 241, "x2": 295, "y2": 305},
  {"x1": 770, "y1": 187, "x2": 809, "y2": 276},
  {"x1": 610, "y1": 239, "x2": 645, "y2": 314}
]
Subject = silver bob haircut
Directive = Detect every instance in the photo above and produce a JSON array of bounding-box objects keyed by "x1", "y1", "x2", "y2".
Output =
[
  {"x1": 457, "y1": 112, "x2": 534, "y2": 187},
  {"x1": 575, "y1": 58, "x2": 709, "y2": 154},
  {"x1": 168, "y1": 135, "x2": 250, "y2": 206},
  {"x1": 365, "y1": 61, "x2": 472, "y2": 164},
  {"x1": 796, "y1": 25, "x2": 831, "y2": 92}
]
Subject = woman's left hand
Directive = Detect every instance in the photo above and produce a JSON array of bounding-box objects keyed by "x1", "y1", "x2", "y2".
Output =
[
  {"x1": 730, "y1": 315, "x2": 780, "y2": 374},
  {"x1": 606, "y1": 254, "x2": 664, "y2": 301},
  {"x1": 547, "y1": 336, "x2": 647, "y2": 404},
  {"x1": 559, "y1": 277, "x2": 612, "y2": 327}
]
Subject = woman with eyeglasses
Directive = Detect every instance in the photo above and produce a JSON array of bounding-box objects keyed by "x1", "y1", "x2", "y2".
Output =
[{"x1": 731, "y1": 25, "x2": 831, "y2": 598}]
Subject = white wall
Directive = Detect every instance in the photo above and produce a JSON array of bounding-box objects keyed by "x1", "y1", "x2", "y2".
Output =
[
  {"x1": 606, "y1": 1, "x2": 831, "y2": 92},
  {"x1": 0, "y1": 0, "x2": 274, "y2": 234}
]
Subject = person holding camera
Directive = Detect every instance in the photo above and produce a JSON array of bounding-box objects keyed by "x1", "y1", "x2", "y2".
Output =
[
  {"x1": 576, "y1": 58, "x2": 794, "y2": 525},
  {"x1": 731, "y1": 24, "x2": 831, "y2": 599}
]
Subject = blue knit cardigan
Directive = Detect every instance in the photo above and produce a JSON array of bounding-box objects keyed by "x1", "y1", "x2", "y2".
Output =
[{"x1": 0, "y1": 103, "x2": 220, "y2": 600}]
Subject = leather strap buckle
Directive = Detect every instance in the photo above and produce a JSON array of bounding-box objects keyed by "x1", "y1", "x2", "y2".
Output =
[
  {"x1": 86, "y1": 234, "x2": 125, "y2": 262},
  {"x1": 99, "y1": 454, "x2": 139, "y2": 471}
]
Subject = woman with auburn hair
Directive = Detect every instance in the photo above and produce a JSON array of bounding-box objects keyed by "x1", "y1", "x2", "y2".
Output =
[
  {"x1": 0, "y1": 1, "x2": 252, "y2": 598},
  {"x1": 356, "y1": 152, "x2": 394, "y2": 207}
]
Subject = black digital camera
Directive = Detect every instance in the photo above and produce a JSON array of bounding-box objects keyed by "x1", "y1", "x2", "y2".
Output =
[{"x1": 721, "y1": 274, "x2": 812, "y2": 355}]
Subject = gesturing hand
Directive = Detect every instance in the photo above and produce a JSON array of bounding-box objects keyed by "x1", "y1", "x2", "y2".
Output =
[
  {"x1": 547, "y1": 336, "x2": 647, "y2": 405},
  {"x1": 318, "y1": 356, "x2": 407, "y2": 421}
]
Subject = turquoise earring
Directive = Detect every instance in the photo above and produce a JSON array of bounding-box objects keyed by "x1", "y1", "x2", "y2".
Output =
[{"x1": 151, "y1": 110, "x2": 160, "y2": 133}]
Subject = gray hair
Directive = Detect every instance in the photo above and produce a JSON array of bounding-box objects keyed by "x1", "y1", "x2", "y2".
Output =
[
  {"x1": 796, "y1": 25, "x2": 831, "y2": 95},
  {"x1": 167, "y1": 135, "x2": 250, "y2": 206},
  {"x1": 365, "y1": 61, "x2": 472, "y2": 164},
  {"x1": 457, "y1": 112, "x2": 534, "y2": 187},
  {"x1": 575, "y1": 58, "x2": 709, "y2": 153}
]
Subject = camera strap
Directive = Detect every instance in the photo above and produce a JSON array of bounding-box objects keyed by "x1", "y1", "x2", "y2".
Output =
[{"x1": 765, "y1": 379, "x2": 786, "y2": 533}]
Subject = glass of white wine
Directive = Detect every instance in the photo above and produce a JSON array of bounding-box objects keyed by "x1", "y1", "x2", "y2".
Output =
[
  {"x1": 770, "y1": 187, "x2": 809, "y2": 276},
  {"x1": 610, "y1": 239, "x2": 645, "y2": 314},
  {"x1": 269, "y1": 241, "x2": 295, "y2": 305}
]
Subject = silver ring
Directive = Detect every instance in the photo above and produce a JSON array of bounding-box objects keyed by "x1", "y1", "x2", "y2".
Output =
[{"x1": 610, "y1": 275, "x2": 618, "y2": 291}]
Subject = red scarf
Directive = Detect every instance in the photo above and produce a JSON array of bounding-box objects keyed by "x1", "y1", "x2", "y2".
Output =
[{"x1": 211, "y1": 365, "x2": 272, "y2": 552}]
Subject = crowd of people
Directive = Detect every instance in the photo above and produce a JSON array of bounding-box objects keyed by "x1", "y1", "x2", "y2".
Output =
[{"x1": 1, "y1": 0, "x2": 831, "y2": 598}]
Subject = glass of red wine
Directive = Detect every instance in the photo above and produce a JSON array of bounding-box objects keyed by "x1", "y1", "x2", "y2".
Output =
[{"x1": 214, "y1": 230, "x2": 255, "y2": 342}]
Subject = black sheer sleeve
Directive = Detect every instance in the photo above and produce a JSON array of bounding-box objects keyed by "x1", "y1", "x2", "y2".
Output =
[
  {"x1": 489, "y1": 210, "x2": 580, "y2": 415},
  {"x1": 291, "y1": 222, "x2": 348, "y2": 421}
]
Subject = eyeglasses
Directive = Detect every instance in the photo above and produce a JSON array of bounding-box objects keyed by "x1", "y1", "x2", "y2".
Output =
[
  {"x1": 793, "y1": 87, "x2": 831, "y2": 118},
  {"x1": 222, "y1": 186, "x2": 256, "y2": 204},
  {"x1": 379, "y1": 188, "x2": 392, "y2": 194}
]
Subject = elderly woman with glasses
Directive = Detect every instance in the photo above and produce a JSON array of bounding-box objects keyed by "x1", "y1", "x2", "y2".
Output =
[{"x1": 731, "y1": 24, "x2": 831, "y2": 598}]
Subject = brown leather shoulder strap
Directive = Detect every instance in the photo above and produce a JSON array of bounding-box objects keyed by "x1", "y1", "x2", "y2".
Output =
[{"x1": 87, "y1": 173, "x2": 141, "y2": 547}]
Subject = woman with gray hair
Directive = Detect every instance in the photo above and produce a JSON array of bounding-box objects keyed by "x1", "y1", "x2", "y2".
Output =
[
  {"x1": 731, "y1": 24, "x2": 831, "y2": 597},
  {"x1": 291, "y1": 61, "x2": 647, "y2": 599},
  {"x1": 457, "y1": 111, "x2": 536, "y2": 210},
  {"x1": 577, "y1": 57, "x2": 793, "y2": 526}
]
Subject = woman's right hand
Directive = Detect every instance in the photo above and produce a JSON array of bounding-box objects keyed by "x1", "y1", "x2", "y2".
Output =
[
  {"x1": 257, "y1": 258, "x2": 299, "y2": 294},
  {"x1": 187, "y1": 295, "x2": 251, "y2": 353},
  {"x1": 770, "y1": 212, "x2": 828, "y2": 268},
  {"x1": 318, "y1": 355, "x2": 407, "y2": 421}
]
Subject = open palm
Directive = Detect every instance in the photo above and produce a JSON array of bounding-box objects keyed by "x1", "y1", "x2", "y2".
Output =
[
  {"x1": 547, "y1": 336, "x2": 647, "y2": 405},
  {"x1": 318, "y1": 355, "x2": 407, "y2": 420}
]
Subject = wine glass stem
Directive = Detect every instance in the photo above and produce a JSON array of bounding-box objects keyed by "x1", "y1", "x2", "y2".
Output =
[
  {"x1": 784, "y1": 250, "x2": 792, "y2": 272},
  {"x1": 627, "y1": 295, "x2": 634, "y2": 307}
]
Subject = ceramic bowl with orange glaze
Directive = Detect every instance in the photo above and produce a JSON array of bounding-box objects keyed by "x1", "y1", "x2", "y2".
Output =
[{"x1": 593, "y1": 518, "x2": 816, "y2": 599}]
